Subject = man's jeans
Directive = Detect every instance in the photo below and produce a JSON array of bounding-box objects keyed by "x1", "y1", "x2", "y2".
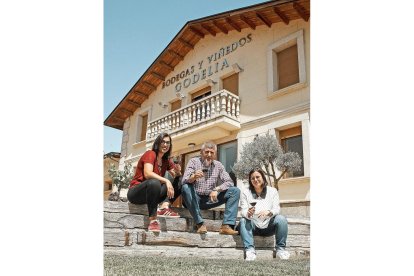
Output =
[
  {"x1": 181, "y1": 183, "x2": 240, "y2": 226},
  {"x1": 239, "y1": 215, "x2": 288, "y2": 251}
]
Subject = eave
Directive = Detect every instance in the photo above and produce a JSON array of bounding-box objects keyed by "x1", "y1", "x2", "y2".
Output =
[{"x1": 104, "y1": 0, "x2": 310, "y2": 130}]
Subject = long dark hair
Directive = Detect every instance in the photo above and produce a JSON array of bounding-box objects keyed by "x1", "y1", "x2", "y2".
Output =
[
  {"x1": 248, "y1": 168, "x2": 267, "y2": 193},
  {"x1": 152, "y1": 132, "x2": 172, "y2": 160}
]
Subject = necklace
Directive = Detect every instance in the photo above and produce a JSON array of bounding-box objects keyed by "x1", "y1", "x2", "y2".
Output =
[{"x1": 157, "y1": 157, "x2": 162, "y2": 171}]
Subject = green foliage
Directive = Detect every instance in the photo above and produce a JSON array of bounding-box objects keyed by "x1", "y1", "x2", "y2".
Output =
[
  {"x1": 232, "y1": 133, "x2": 302, "y2": 190},
  {"x1": 108, "y1": 163, "x2": 134, "y2": 192}
]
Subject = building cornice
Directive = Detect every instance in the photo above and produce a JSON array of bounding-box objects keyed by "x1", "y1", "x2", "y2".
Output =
[{"x1": 241, "y1": 101, "x2": 310, "y2": 129}]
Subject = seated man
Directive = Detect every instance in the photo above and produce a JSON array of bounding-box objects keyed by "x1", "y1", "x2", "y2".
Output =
[{"x1": 181, "y1": 141, "x2": 240, "y2": 235}]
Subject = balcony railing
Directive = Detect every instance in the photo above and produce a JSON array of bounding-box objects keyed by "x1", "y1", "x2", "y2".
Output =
[{"x1": 146, "y1": 90, "x2": 240, "y2": 140}]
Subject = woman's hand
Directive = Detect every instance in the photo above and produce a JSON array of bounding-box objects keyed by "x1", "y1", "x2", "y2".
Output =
[
  {"x1": 257, "y1": 210, "x2": 271, "y2": 219},
  {"x1": 165, "y1": 179, "x2": 174, "y2": 199},
  {"x1": 247, "y1": 207, "x2": 255, "y2": 218}
]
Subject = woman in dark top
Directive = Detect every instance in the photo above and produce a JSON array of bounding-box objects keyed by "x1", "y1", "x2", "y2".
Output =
[{"x1": 127, "y1": 132, "x2": 182, "y2": 232}]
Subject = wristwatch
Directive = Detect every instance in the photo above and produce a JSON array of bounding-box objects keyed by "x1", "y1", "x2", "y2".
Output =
[{"x1": 213, "y1": 187, "x2": 221, "y2": 193}]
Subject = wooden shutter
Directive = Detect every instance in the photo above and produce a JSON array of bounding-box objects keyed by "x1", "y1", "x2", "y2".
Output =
[
  {"x1": 140, "y1": 114, "x2": 148, "y2": 141},
  {"x1": 170, "y1": 100, "x2": 181, "y2": 112},
  {"x1": 277, "y1": 44, "x2": 299, "y2": 90},
  {"x1": 222, "y1": 73, "x2": 239, "y2": 96}
]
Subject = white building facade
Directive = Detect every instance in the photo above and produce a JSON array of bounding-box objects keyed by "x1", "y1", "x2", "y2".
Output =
[{"x1": 105, "y1": 0, "x2": 310, "y2": 204}]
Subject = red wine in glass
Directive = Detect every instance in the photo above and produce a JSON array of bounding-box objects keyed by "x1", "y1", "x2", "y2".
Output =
[{"x1": 250, "y1": 201, "x2": 257, "y2": 207}]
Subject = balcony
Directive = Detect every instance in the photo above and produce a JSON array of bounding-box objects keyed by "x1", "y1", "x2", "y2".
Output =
[{"x1": 146, "y1": 90, "x2": 241, "y2": 150}]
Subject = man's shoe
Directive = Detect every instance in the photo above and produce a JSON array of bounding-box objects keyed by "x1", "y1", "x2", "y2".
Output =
[
  {"x1": 196, "y1": 223, "x2": 207, "y2": 234},
  {"x1": 148, "y1": 220, "x2": 161, "y2": 233},
  {"x1": 219, "y1": 224, "x2": 238, "y2": 235},
  {"x1": 245, "y1": 249, "x2": 256, "y2": 261},
  {"x1": 157, "y1": 208, "x2": 180, "y2": 218},
  {"x1": 276, "y1": 249, "x2": 290, "y2": 260}
]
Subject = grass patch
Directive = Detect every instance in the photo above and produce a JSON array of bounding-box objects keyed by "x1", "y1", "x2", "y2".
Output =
[{"x1": 104, "y1": 254, "x2": 310, "y2": 276}]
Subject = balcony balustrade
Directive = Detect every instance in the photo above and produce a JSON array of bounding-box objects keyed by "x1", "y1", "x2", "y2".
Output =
[{"x1": 146, "y1": 90, "x2": 240, "y2": 144}]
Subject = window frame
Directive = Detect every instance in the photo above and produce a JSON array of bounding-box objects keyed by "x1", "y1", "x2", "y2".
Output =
[
  {"x1": 279, "y1": 126, "x2": 304, "y2": 179},
  {"x1": 267, "y1": 29, "x2": 307, "y2": 98}
]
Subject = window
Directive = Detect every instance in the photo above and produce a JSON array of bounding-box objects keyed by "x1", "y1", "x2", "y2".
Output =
[
  {"x1": 170, "y1": 100, "x2": 181, "y2": 112},
  {"x1": 191, "y1": 86, "x2": 211, "y2": 122},
  {"x1": 222, "y1": 73, "x2": 239, "y2": 96},
  {"x1": 276, "y1": 44, "x2": 299, "y2": 89},
  {"x1": 267, "y1": 29, "x2": 306, "y2": 96},
  {"x1": 218, "y1": 141, "x2": 237, "y2": 185},
  {"x1": 191, "y1": 86, "x2": 211, "y2": 103},
  {"x1": 140, "y1": 114, "x2": 148, "y2": 141},
  {"x1": 279, "y1": 126, "x2": 304, "y2": 178}
]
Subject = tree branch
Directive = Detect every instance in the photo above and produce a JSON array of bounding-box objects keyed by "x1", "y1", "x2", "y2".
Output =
[{"x1": 270, "y1": 161, "x2": 279, "y2": 190}]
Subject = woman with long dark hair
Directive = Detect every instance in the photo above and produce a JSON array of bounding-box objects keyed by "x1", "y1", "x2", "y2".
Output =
[
  {"x1": 238, "y1": 168, "x2": 290, "y2": 261},
  {"x1": 127, "y1": 132, "x2": 182, "y2": 232}
]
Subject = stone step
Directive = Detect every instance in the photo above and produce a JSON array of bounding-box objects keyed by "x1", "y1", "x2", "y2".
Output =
[
  {"x1": 104, "y1": 201, "x2": 310, "y2": 222},
  {"x1": 105, "y1": 245, "x2": 310, "y2": 260},
  {"x1": 104, "y1": 212, "x2": 310, "y2": 234},
  {"x1": 104, "y1": 201, "x2": 310, "y2": 255},
  {"x1": 104, "y1": 228, "x2": 310, "y2": 249}
]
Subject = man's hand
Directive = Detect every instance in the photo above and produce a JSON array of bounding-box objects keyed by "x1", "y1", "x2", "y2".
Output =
[
  {"x1": 209, "y1": 190, "x2": 218, "y2": 203},
  {"x1": 193, "y1": 170, "x2": 204, "y2": 179},
  {"x1": 173, "y1": 164, "x2": 181, "y2": 176}
]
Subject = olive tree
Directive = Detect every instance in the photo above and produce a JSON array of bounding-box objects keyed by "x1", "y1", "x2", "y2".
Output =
[
  {"x1": 232, "y1": 133, "x2": 302, "y2": 190},
  {"x1": 108, "y1": 163, "x2": 134, "y2": 201}
]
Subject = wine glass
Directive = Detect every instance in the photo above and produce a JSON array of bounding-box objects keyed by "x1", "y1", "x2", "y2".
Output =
[{"x1": 249, "y1": 200, "x2": 258, "y2": 216}]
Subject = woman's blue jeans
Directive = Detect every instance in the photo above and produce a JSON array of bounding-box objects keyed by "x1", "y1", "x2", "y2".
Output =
[{"x1": 239, "y1": 215, "x2": 288, "y2": 251}]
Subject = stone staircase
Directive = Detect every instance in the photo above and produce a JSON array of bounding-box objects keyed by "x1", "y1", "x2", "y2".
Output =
[{"x1": 104, "y1": 201, "x2": 310, "y2": 260}]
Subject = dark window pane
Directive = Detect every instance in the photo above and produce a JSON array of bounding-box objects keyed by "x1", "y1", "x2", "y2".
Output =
[{"x1": 282, "y1": 135, "x2": 304, "y2": 177}]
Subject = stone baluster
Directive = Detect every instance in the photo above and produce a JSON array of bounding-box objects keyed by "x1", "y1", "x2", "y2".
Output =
[
  {"x1": 188, "y1": 106, "x2": 192, "y2": 124},
  {"x1": 200, "y1": 101, "x2": 206, "y2": 120},
  {"x1": 231, "y1": 96, "x2": 236, "y2": 117},
  {"x1": 216, "y1": 94, "x2": 221, "y2": 114},
  {"x1": 220, "y1": 92, "x2": 227, "y2": 114},
  {"x1": 175, "y1": 112, "x2": 180, "y2": 129},
  {"x1": 183, "y1": 108, "x2": 188, "y2": 126},
  {"x1": 236, "y1": 98, "x2": 240, "y2": 118},
  {"x1": 226, "y1": 94, "x2": 231, "y2": 115},
  {"x1": 172, "y1": 113, "x2": 176, "y2": 129},
  {"x1": 211, "y1": 96, "x2": 216, "y2": 118},
  {"x1": 160, "y1": 118, "x2": 165, "y2": 132},
  {"x1": 180, "y1": 110, "x2": 184, "y2": 128},
  {"x1": 196, "y1": 103, "x2": 201, "y2": 121},
  {"x1": 193, "y1": 105, "x2": 197, "y2": 122},
  {"x1": 205, "y1": 98, "x2": 211, "y2": 119},
  {"x1": 146, "y1": 123, "x2": 152, "y2": 139},
  {"x1": 166, "y1": 115, "x2": 171, "y2": 131}
]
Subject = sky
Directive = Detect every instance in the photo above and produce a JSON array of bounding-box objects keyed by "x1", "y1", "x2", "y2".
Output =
[{"x1": 104, "y1": 0, "x2": 267, "y2": 153}]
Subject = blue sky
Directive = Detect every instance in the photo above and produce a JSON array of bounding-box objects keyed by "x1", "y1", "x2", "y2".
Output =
[{"x1": 104, "y1": 0, "x2": 267, "y2": 153}]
